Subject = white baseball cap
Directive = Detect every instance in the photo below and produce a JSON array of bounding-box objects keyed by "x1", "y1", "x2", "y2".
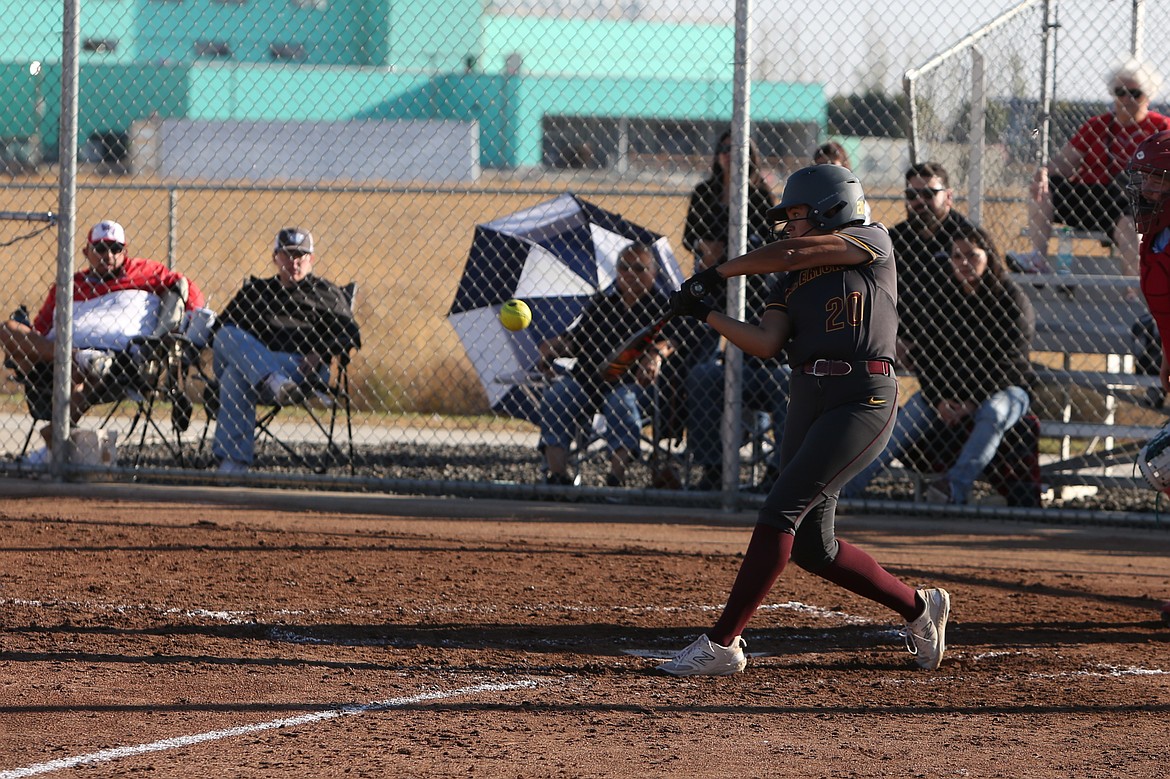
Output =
[{"x1": 87, "y1": 220, "x2": 126, "y2": 246}]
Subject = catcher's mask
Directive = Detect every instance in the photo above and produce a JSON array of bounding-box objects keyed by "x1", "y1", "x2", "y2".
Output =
[
  {"x1": 1127, "y1": 130, "x2": 1170, "y2": 235},
  {"x1": 1138, "y1": 425, "x2": 1170, "y2": 492}
]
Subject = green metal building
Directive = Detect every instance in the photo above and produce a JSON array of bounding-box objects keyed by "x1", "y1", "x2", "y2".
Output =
[{"x1": 0, "y1": 0, "x2": 825, "y2": 169}]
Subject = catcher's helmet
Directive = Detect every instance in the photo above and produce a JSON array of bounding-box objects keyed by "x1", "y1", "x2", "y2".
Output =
[
  {"x1": 767, "y1": 164, "x2": 868, "y2": 230},
  {"x1": 1127, "y1": 130, "x2": 1170, "y2": 234},
  {"x1": 1138, "y1": 424, "x2": 1170, "y2": 492}
]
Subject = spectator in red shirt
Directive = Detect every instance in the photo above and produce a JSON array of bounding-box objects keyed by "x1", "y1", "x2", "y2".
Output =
[
  {"x1": 1014, "y1": 59, "x2": 1170, "y2": 280},
  {"x1": 0, "y1": 220, "x2": 204, "y2": 462}
]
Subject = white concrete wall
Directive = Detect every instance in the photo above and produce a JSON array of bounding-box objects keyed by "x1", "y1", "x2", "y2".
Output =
[{"x1": 132, "y1": 119, "x2": 480, "y2": 183}]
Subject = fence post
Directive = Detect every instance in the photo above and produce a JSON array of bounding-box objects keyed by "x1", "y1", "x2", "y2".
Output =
[{"x1": 168, "y1": 187, "x2": 178, "y2": 270}]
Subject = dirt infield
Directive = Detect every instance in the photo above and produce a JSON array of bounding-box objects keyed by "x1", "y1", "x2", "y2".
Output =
[{"x1": 2, "y1": 482, "x2": 1170, "y2": 778}]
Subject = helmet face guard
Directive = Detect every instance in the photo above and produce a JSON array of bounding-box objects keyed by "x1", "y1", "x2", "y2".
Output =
[
  {"x1": 1139, "y1": 426, "x2": 1170, "y2": 492},
  {"x1": 1128, "y1": 167, "x2": 1170, "y2": 234},
  {"x1": 1127, "y1": 130, "x2": 1170, "y2": 234},
  {"x1": 767, "y1": 164, "x2": 868, "y2": 231}
]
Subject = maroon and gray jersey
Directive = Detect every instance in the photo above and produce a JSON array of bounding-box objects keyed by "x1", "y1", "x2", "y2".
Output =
[{"x1": 764, "y1": 222, "x2": 898, "y2": 366}]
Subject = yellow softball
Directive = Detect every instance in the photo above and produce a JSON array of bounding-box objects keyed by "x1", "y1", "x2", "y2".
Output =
[{"x1": 499, "y1": 299, "x2": 532, "y2": 331}]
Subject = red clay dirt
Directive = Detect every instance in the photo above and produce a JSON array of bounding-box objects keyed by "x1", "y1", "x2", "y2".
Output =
[{"x1": 1, "y1": 482, "x2": 1169, "y2": 778}]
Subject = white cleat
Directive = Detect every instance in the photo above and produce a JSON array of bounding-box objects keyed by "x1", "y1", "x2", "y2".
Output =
[
  {"x1": 657, "y1": 634, "x2": 747, "y2": 676},
  {"x1": 904, "y1": 587, "x2": 951, "y2": 670}
]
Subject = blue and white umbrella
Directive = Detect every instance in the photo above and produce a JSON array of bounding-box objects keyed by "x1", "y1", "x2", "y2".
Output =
[{"x1": 448, "y1": 193, "x2": 684, "y2": 423}]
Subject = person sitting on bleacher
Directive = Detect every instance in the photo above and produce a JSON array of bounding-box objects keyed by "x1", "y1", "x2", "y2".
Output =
[
  {"x1": 843, "y1": 225, "x2": 1035, "y2": 504},
  {"x1": 211, "y1": 227, "x2": 360, "y2": 475},
  {"x1": 1012, "y1": 59, "x2": 1170, "y2": 279},
  {"x1": 0, "y1": 219, "x2": 205, "y2": 464}
]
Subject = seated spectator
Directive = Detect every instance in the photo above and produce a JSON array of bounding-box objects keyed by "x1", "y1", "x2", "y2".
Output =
[
  {"x1": 1013, "y1": 59, "x2": 1170, "y2": 279},
  {"x1": 0, "y1": 219, "x2": 204, "y2": 463},
  {"x1": 682, "y1": 129, "x2": 790, "y2": 490},
  {"x1": 212, "y1": 228, "x2": 360, "y2": 474},
  {"x1": 813, "y1": 141, "x2": 871, "y2": 223},
  {"x1": 812, "y1": 140, "x2": 853, "y2": 169},
  {"x1": 537, "y1": 243, "x2": 677, "y2": 488},
  {"x1": 843, "y1": 225, "x2": 1035, "y2": 504}
]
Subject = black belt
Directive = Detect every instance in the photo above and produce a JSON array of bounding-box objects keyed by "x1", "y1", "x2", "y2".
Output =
[{"x1": 800, "y1": 359, "x2": 893, "y2": 377}]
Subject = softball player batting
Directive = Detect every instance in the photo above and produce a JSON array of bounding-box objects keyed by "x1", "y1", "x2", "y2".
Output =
[{"x1": 659, "y1": 164, "x2": 951, "y2": 675}]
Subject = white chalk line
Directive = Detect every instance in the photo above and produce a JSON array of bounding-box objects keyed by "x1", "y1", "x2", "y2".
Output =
[
  {"x1": 10, "y1": 597, "x2": 1163, "y2": 678},
  {"x1": 876, "y1": 663, "x2": 1170, "y2": 685},
  {"x1": 2, "y1": 596, "x2": 875, "y2": 649},
  {"x1": 0, "y1": 596, "x2": 869, "y2": 621},
  {"x1": 0, "y1": 679, "x2": 539, "y2": 779}
]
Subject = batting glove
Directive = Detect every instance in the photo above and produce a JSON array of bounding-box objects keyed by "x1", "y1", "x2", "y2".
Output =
[
  {"x1": 669, "y1": 290, "x2": 713, "y2": 322},
  {"x1": 682, "y1": 265, "x2": 724, "y2": 301}
]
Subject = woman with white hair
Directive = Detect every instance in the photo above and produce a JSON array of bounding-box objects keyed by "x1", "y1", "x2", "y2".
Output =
[{"x1": 1012, "y1": 58, "x2": 1170, "y2": 280}]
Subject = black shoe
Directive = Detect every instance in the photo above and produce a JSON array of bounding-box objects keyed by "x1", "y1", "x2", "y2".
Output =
[
  {"x1": 604, "y1": 472, "x2": 624, "y2": 488},
  {"x1": 693, "y1": 465, "x2": 722, "y2": 491},
  {"x1": 545, "y1": 471, "x2": 574, "y2": 486},
  {"x1": 745, "y1": 464, "x2": 780, "y2": 494}
]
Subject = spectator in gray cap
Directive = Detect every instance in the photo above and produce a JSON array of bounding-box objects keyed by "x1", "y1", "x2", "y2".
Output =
[{"x1": 211, "y1": 227, "x2": 360, "y2": 474}]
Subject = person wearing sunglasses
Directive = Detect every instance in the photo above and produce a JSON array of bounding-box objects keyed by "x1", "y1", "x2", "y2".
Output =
[
  {"x1": 212, "y1": 227, "x2": 361, "y2": 475},
  {"x1": 0, "y1": 219, "x2": 205, "y2": 465},
  {"x1": 1014, "y1": 58, "x2": 1170, "y2": 279},
  {"x1": 889, "y1": 161, "x2": 975, "y2": 378}
]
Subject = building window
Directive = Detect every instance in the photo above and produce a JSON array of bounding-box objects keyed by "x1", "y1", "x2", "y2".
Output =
[
  {"x1": 194, "y1": 41, "x2": 232, "y2": 59},
  {"x1": 82, "y1": 38, "x2": 118, "y2": 54},
  {"x1": 269, "y1": 43, "x2": 307, "y2": 62}
]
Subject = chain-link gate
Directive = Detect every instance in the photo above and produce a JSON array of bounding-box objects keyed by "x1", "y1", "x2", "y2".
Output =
[{"x1": 0, "y1": 0, "x2": 1166, "y2": 518}]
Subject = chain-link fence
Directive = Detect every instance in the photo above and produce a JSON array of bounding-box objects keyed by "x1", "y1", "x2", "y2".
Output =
[{"x1": 0, "y1": 0, "x2": 1166, "y2": 517}]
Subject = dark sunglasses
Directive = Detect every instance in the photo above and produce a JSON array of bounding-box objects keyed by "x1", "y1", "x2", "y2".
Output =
[
  {"x1": 1114, "y1": 86, "x2": 1144, "y2": 99},
  {"x1": 717, "y1": 143, "x2": 732, "y2": 153},
  {"x1": 618, "y1": 262, "x2": 650, "y2": 272},
  {"x1": 905, "y1": 187, "x2": 945, "y2": 200},
  {"x1": 91, "y1": 241, "x2": 124, "y2": 255}
]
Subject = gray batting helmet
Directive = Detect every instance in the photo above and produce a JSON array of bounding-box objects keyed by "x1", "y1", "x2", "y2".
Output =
[{"x1": 767, "y1": 164, "x2": 868, "y2": 230}]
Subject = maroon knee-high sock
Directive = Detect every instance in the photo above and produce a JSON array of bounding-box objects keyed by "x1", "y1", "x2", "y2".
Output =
[
  {"x1": 816, "y1": 539, "x2": 920, "y2": 621},
  {"x1": 709, "y1": 524, "x2": 793, "y2": 646}
]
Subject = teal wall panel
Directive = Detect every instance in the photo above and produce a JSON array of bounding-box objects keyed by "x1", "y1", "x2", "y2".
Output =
[
  {"x1": 386, "y1": 0, "x2": 482, "y2": 72},
  {"x1": 134, "y1": 0, "x2": 361, "y2": 66},
  {"x1": 185, "y1": 65, "x2": 432, "y2": 121},
  {"x1": 482, "y1": 16, "x2": 732, "y2": 79}
]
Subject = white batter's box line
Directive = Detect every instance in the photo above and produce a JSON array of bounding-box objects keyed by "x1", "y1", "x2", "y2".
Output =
[{"x1": 0, "y1": 679, "x2": 540, "y2": 779}]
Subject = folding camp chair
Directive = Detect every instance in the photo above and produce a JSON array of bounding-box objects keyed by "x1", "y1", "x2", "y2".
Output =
[
  {"x1": 197, "y1": 282, "x2": 358, "y2": 474},
  {"x1": 9, "y1": 332, "x2": 194, "y2": 469}
]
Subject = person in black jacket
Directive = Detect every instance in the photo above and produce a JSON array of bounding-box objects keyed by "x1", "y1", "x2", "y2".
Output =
[
  {"x1": 681, "y1": 130, "x2": 790, "y2": 489},
  {"x1": 843, "y1": 225, "x2": 1034, "y2": 504},
  {"x1": 891, "y1": 161, "x2": 976, "y2": 372},
  {"x1": 536, "y1": 243, "x2": 678, "y2": 488},
  {"x1": 211, "y1": 227, "x2": 360, "y2": 473}
]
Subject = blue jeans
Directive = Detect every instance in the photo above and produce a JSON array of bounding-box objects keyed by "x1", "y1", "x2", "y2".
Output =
[
  {"x1": 538, "y1": 375, "x2": 646, "y2": 455},
  {"x1": 685, "y1": 358, "x2": 791, "y2": 468},
  {"x1": 211, "y1": 325, "x2": 325, "y2": 464},
  {"x1": 843, "y1": 386, "x2": 1030, "y2": 503}
]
